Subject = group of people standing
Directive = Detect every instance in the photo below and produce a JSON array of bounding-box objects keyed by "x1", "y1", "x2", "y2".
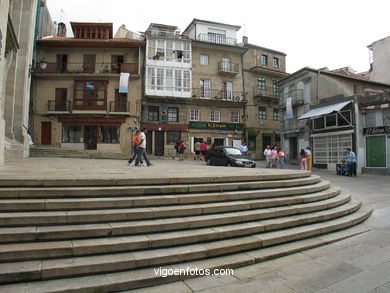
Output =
[
  {"x1": 263, "y1": 145, "x2": 287, "y2": 169},
  {"x1": 191, "y1": 139, "x2": 212, "y2": 161},
  {"x1": 299, "y1": 147, "x2": 312, "y2": 171},
  {"x1": 127, "y1": 128, "x2": 152, "y2": 167}
]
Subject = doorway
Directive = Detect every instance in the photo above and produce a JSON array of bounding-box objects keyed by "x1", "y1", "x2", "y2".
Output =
[
  {"x1": 56, "y1": 54, "x2": 67, "y2": 73},
  {"x1": 41, "y1": 122, "x2": 52, "y2": 145},
  {"x1": 154, "y1": 131, "x2": 165, "y2": 156},
  {"x1": 214, "y1": 138, "x2": 225, "y2": 147},
  {"x1": 84, "y1": 126, "x2": 97, "y2": 150},
  {"x1": 289, "y1": 137, "x2": 298, "y2": 161}
]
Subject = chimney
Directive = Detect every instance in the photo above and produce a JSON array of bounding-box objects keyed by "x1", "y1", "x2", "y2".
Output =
[
  {"x1": 243, "y1": 36, "x2": 248, "y2": 45},
  {"x1": 57, "y1": 22, "x2": 66, "y2": 37}
]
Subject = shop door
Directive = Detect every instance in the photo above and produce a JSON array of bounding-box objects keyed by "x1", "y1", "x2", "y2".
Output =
[
  {"x1": 41, "y1": 122, "x2": 52, "y2": 145},
  {"x1": 84, "y1": 126, "x2": 97, "y2": 150},
  {"x1": 366, "y1": 136, "x2": 386, "y2": 167},
  {"x1": 214, "y1": 138, "x2": 225, "y2": 147},
  {"x1": 289, "y1": 137, "x2": 298, "y2": 160},
  {"x1": 154, "y1": 131, "x2": 165, "y2": 156},
  {"x1": 146, "y1": 131, "x2": 152, "y2": 155}
]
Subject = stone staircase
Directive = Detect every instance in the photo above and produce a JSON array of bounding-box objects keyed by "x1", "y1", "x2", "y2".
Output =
[
  {"x1": 29, "y1": 146, "x2": 128, "y2": 160},
  {"x1": 0, "y1": 172, "x2": 372, "y2": 292}
]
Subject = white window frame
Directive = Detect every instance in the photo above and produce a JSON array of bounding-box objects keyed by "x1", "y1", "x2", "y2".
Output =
[
  {"x1": 210, "y1": 110, "x2": 220, "y2": 122},
  {"x1": 200, "y1": 54, "x2": 209, "y2": 65},
  {"x1": 273, "y1": 57, "x2": 280, "y2": 68},
  {"x1": 313, "y1": 134, "x2": 352, "y2": 164},
  {"x1": 190, "y1": 109, "x2": 200, "y2": 121},
  {"x1": 231, "y1": 111, "x2": 240, "y2": 123}
]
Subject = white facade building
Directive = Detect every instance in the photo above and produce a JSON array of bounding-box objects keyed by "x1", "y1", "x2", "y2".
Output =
[{"x1": 368, "y1": 36, "x2": 390, "y2": 84}]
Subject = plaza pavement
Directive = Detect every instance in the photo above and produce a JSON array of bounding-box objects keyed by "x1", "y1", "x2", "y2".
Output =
[{"x1": 1, "y1": 157, "x2": 389, "y2": 293}]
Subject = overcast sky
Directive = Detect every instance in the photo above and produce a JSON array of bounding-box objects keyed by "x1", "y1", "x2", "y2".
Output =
[{"x1": 46, "y1": 0, "x2": 390, "y2": 74}]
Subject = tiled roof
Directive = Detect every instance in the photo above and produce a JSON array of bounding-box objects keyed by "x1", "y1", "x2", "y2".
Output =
[
  {"x1": 37, "y1": 36, "x2": 144, "y2": 43},
  {"x1": 332, "y1": 69, "x2": 368, "y2": 80}
]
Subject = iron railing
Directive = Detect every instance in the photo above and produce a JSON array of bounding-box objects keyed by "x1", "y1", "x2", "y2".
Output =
[
  {"x1": 196, "y1": 33, "x2": 237, "y2": 46},
  {"x1": 218, "y1": 61, "x2": 239, "y2": 74},
  {"x1": 47, "y1": 100, "x2": 72, "y2": 112},
  {"x1": 253, "y1": 86, "x2": 279, "y2": 99},
  {"x1": 192, "y1": 88, "x2": 244, "y2": 102},
  {"x1": 35, "y1": 63, "x2": 139, "y2": 74},
  {"x1": 109, "y1": 101, "x2": 130, "y2": 113},
  {"x1": 280, "y1": 89, "x2": 304, "y2": 106}
]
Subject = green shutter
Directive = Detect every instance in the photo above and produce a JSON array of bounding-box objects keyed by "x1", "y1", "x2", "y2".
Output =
[{"x1": 366, "y1": 136, "x2": 386, "y2": 167}]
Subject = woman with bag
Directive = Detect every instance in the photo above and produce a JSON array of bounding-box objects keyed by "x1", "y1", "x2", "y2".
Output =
[
  {"x1": 127, "y1": 130, "x2": 143, "y2": 166},
  {"x1": 178, "y1": 139, "x2": 186, "y2": 161}
]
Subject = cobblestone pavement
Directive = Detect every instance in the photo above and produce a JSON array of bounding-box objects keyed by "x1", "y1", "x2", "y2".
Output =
[{"x1": 1, "y1": 157, "x2": 389, "y2": 293}]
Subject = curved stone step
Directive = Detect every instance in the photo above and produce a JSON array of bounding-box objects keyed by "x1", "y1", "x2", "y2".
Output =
[
  {"x1": 0, "y1": 177, "x2": 328, "y2": 212},
  {"x1": 0, "y1": 186, "x2": 341, "y2": 243},
  {"x1": 0, "y1": 191, "x2": 353, "y2": 263},
  {"x1": 0, "y1": 171, "x2": 311, "y2": 188},
  {"x1": 0, "y1": 175, "x2": 320, "y2": 199},
  {"x1": 0, "y1": 181, "x2": 331, "y2": 227},
  {"x1": 0, "y1": 202, "x2": 370, "y2": 285}
]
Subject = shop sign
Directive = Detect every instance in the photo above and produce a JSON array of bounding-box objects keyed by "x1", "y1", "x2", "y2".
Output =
[
  {"x1": 189, "y1": 121, "x2": 244, "y2": 130},
  {"x1": 127, "y1": 126, "x2": 139, "y2": 131},
  {"x1": 363, "y1": 126, "x2": 390, "y2": 136}
]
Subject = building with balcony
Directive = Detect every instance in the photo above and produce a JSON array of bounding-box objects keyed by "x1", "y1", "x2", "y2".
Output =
[
  {"x1": 182, "y1": 19, "x2": 246, "y2": 153},
  {"x1": 0, "y1": 0, "x2": 38, "y2": 165},
  {"x1": 32, "y1": 22, "x2": 144, "y2": 154},
  {"x1": 277, "y1": 67, "x2": 390, "y2": 169},
  {"x1": 240, "y1": 36, "x2": 288, "y2": 159}
]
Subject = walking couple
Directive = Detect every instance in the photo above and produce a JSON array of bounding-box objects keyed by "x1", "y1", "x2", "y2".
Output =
[{"x1": 128, "y1": 128, "x2": 152, "y2": 167}]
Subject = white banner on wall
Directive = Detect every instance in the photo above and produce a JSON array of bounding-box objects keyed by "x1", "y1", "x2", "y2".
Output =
[
  {"x1": 119, "y1": 73, "x2": 130, "y2": 93},
  {"x1": 286, "y1": 97, "x2": 293, "y2": 120}
]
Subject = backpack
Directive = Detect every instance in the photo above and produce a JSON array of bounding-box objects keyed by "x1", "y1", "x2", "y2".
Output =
[{"x1": 132, "y1": 135, "x2": 140, "y2": 146}]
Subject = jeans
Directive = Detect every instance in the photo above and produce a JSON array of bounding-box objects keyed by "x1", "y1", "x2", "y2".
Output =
[
  {"x1": 135, "y1": 147, "x2": 151, "y2": 166},
  {"x1": 129, "y1": 146, "x2": 143, "y2": 164},
  {"x1": 279, "y1": 157, "x2": 285, "y2": 169},
  {"x1": 265, "y1": 157, "x2": 271, "y2": 168}
]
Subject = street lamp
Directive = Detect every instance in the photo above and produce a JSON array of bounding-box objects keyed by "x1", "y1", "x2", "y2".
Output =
[{"x1": 39, "y1": 59, "x2": 48, "y2": 71}]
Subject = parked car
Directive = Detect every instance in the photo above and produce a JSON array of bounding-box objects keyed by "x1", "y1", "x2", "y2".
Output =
[{"x1": 205, "y1": 146, "x2": 256, "y2": 168}]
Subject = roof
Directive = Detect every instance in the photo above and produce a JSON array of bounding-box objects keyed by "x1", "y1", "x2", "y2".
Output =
[
  {"x1": 36, "y1": 36, "x2": 145, "y2": 48},
  {"x1": 70, "y1": 22, "x2": 113, "y2": 27},
  {"x1": 298, "y1": 101, "x2": 353, "y2": 120},
  {"x1": 183, "y1": 18, "x2": 241, "y2": 34},
  {"x1": 277, "y1": 66, "x2": 390, "y2": 87},
  {"x1": 243, "y1": 43, "x2": 286, "y2": 56},
  {"x1": 332, "y1": 68, "x2": 368, "y2": 80},
  {"x1": 147, "y1": 23, "x2": 178, "y2": 31}
]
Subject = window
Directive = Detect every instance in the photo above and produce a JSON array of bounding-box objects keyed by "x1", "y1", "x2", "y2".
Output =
[
  {"x1": 200, "y1": 80, "x2": 211, "y2": 98},
  {"x1": 63, "y1": 126, "x2": 82, "y2": 143},
  {"x1": 167, "y1": 131, "x2": 181, "y2": 144},
  {"x1": 156, "y1": 39, "x2": 165, "y2": 58},
  {"x1": 114, "y1": 89, "x2": 127, "y2": 112},
  {"x1": 98, "y1": 126, "x2": 119, "y2": 143},
  {"x1": 261, "y1": 54, "x2": 268, "y2": 66},
  {"x1": 314, "y1": 117, "x2": 325, "y2": 129},
  {"x1": 166, "y1": 69, "x2": 174, "y2": 90},
  {"x1": 200, "y1": 54, "x2": 209, "y2": 65},
  {"x1": 148, "y1": 106, "x2": 159, "y2": 122},
  {"x1": 365, "y1": 110, "x2": 376, "y2": 128},
  {"x1": 273, "y1": 108, "x2": 280, "y2": 121},
  {"x1": 73, "y1": 81, "x2": 107, "y2": 110},
  {"x1": 257, "y1": 78, "x2": 266, "y2": 90},
  {"x1": 147, "y1": 68, "x2": 155, "y2": 90},
  {"x1": 231, "y1": 111, "x2": 240, "y2": 123},
  {"x1": 156, "y1": 68, "x2": 164, "y2": 90},
  {"x1": 168, "y1": 107, "x2": 179, "y2": 122},
  {"x1": 258, "y1": 107, "x2": 266, "y2": 120},
  {"x1": 166, "y1": 40, "x2": 174, "y2": 60},
  {"x1": 313, "y1": 134, "x2": 352, "y2": 164},
  {"x1": 338, "y1": 110, "x2": 352, "y2": 126},
  {"x1": 383, "y1": 108, "x2": 390, "y2": 125},
  {"x1": 183, "y1": 70, "x2": 191, "y2": 92},
  {"x1": 210, "y1": 110, "x2": 220, "y2": 122},
  {"x1": 326, "y1": 114, "x2": 337, "y2": 127},
  {"x1": 222, "y1": 81, "x2": 233, "y2": 100},
  {"x1": 190, "y1": 109, "x2": 200, "y2": 121},
  {"x1": 273, "y1": 57, "x2": 280, "y2": 68},
  {"x1": 272, "y1": 81, "x2": 279, "y2": 97},
  {"x1": 175, "y1": 70, "x2": 182, "y2": 91}
]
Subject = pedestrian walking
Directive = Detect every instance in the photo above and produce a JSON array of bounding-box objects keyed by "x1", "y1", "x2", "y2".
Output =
[
  {"x1": 305, "y1": 147, "x2": 312, "y2": 171},
  {"x1": 128, "y1": 130, "x2": 143, "y2": 166},
  {"x1": 135, "y1": 128, "x2": 152, "y2": 167},
  {"x1": 300, "y1": 149, "x2": 307, "y2": 170},
  {"x1": 271, "y1": 146, "x2": 278, "y2": 168},
  {"x1": 346, "y1": 148, "x2": 357, "y2": 176},
  {"x1": 263, "y1": 145, "x2": 272, "y2": 168},
  {"x1": 278, "y1": 148, "x2": 287, "y2": 169}
]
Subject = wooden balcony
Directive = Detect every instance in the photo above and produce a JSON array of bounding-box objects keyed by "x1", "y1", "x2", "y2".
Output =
[{"x1": 34, "y1": 62, "x2": 139, "y2": 75}]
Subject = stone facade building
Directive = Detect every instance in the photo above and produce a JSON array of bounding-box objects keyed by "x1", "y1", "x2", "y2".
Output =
[
  {"x1": 0, "y1": 0, "x2": 38, "y2": 165},
  {"x1": 240, "y1": 37, "x2": 288, "y2": 159},
  {"x1": 277, "y1": 67, "x2": 390, "y2": 171},
  {"x1": 32, "y1": 22, "x2": 144, "y2": 154}
]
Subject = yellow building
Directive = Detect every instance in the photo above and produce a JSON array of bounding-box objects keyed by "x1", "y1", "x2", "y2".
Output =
[{"x1": 32, "y1": 22, "x2": 144, "y2": 154}]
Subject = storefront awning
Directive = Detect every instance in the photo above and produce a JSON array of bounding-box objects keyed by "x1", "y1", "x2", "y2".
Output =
[{"x1": 298, "y1": 101, "x2": 352, "y2": 120}]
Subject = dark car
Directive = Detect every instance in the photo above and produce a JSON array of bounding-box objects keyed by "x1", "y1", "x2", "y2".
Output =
[{"x1": 205, "y1": 146, "x2": 256, "y2": 168}]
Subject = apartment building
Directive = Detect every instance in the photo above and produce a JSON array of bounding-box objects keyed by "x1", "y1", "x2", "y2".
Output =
[
  {"x1": 277, "y1": 67, "x2": 390, "y2": 171},
  {"x1": 142, "y1": 19, "x2": 246, "y2": 157},
  {"x1": 32, "y1": 22, "x2": 144, "y2": 154},
  {"x1": 240, "y1": 37, "x2": 288, "y2": 159}
]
